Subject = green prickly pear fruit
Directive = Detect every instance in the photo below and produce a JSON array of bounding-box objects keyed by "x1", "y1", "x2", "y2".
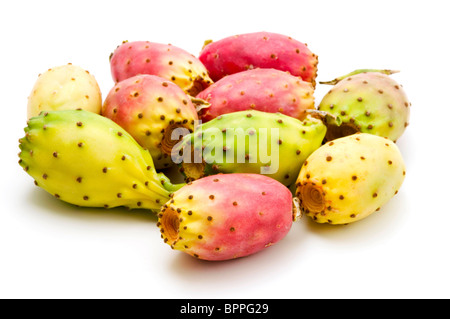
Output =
[
  {"x1": 18, "y1": 110, "x2": 182, "y2": 211},
  {"x1": 176, "y1": 110, "x2": 327, "y2": 187},
  {"x1": 318, "y1": 69, "x2": 410, "y2": 142},
  {"x1": 27, "y1": 64, "x2": 102, "y2": 119},
  {"x1": 295, "y1": 133, "x2": 406, "y2": 225}
]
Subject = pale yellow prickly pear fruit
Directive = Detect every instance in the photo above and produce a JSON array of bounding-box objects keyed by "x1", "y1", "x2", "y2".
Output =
[
  {"x1": 27, "y1": 64, "x2": 102, "y2": 119},
  {"x1": 296, "y1": 133, "x2": 406, "y2": 225}
]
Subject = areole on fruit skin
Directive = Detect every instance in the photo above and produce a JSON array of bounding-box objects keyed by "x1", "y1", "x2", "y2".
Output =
[
  {"x1": 110, "y1": 40, "x2": 213, "y2": 96},
  {"x1": 158, "y1": 173, "x2": 296, "y2": 261},
  {"x1": 295, "y1": 133, "x2": 406, "y2": 225},
  {"x1": 199, "y1": 31, "x2": 319, "y2": 87},
  {"x1": 102, "y1": 74, "x2": 198, "y2": 169},
  {"x1": 196, "y1": 68, "x2": 315, "y2": 122},
  {"x1": 18, "y1": 110, "x2": 183, "y2": 210}
]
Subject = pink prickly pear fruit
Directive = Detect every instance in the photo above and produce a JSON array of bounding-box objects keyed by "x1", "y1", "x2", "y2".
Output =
[
  {"x1": 158, "y1": 174, "x2": 296, "y2": 261},
  {"x1": 102, "y1": 75, "x2": 198, "y2": 169},
  {"x1": 110, "y1": 41, "x2": 213, "y2": 96},
  {"x1": 199, "y1": 32, "x2": 318, "y2": 87},
  {"x1": 196, "y1": 68, "x2": 315, "y2": 122}
]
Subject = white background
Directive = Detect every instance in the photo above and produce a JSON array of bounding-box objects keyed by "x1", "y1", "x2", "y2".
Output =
[{"x1": 1, "y1": 0, "x2": 449, "y2": 299}]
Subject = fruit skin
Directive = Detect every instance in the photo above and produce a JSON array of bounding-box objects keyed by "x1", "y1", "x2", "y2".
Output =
[
  {"x1": 199, "y1": 31, "x2": 318, "y2": 87},
  {"x1": 18, "y1": 110, "x2": 182, "y2": 211},
  {"x1": 318, "y1": 71, "x2": 410, "y2": 142},
  {"x1": 27, "y1": 64, "x2": 102, "y2": 119},
  {"x1": 110, "y1": 41, "x2": 213, "y2": 96},
  {"x1": 196, "y1": 68, "x2": 315, "y2": 122},
  {"x1": 158, "y1": 173, "x2": 294, "y2": 261},
  {"x1": 295, "y1": 133, "x2": 406, "y2": 225},
  {"x1": 176, "y1": 110, "x2": 327, "y2": 187},
  {"x1": 102, "y1": 74, "x2": 198, "y2": 169}
]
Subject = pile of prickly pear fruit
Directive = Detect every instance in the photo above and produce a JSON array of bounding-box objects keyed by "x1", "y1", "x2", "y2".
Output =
[{"x1": 18, "y1": 31, "x2": 410, "y2": 261}]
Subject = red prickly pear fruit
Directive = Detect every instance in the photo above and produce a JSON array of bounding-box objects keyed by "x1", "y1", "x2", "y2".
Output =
[
  {"x1": 110, "y1": 41, "x2": 213, "y2": 96},
  {"x1": 158, "y1": 174, "x2": 295, "y2": 261},
  {"x1": 196, "y1": 68, "x2": 315, "y2": 122},
  {"x1": 102, "y1": 74, "x2": 198, "y2": 169},
  {"x1": 199, "y1": 32, "x2": 318, "y2": 87}
]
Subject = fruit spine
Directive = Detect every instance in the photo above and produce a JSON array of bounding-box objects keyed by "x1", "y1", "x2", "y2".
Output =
[
  {"x1": 295, "y1": 133, "x2": 406, "y2": 224},
  {"x1": 196, "y1": 68, "x2": 315, "y2": 122},
  {"x1": 158, "y1": 174, "x2": 294, "y2": 261},
  {"x1": 19, "y1": 110, "x2": 181, "y2": 210}
]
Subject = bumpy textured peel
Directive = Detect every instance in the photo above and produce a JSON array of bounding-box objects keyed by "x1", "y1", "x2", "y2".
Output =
[
  {"x1": 318, "y1": 71, "x2": 410, "y2": 142},
  {"x1": 110, "y1": 41, "x2": 213, "y2": 96},
  {"x1": 27, "y1": 64, "x2": 102, "y2": 119},
  {"x1": 102, "y1": 74, "x2": 198, "y2": 169},
  {"x1": 176, "y1": 110, "x2": 327, "y2": 186},
  {"x1": 196, "y1": 68, "x2": 315, "y2": 122},
  {"x1": 18, "y1": 110, "x2": 182, "y2": 210},
  {"x1": 158, "y1": 174, "x2": 293, "y2": 261},
  {"x1": 199, "y1": 31, "x2": 318, "y2": 87},
  {"x1": 296, "y1": 133, "x2": 406, "y2": 224}
]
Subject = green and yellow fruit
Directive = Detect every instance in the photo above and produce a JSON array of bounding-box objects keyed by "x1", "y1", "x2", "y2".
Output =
[
  {"x1": 296, "y1": 133, "x2": 406, "y2": 224},
  {"x1": 318, "y1": 69, "x2": 410, "y2": 142},
  {"x1": 176, "y1": 110, "x2": 327, "y2": 187},
  {"x1": 19, "y1": 110, "x2": 182, "y2": 211}
]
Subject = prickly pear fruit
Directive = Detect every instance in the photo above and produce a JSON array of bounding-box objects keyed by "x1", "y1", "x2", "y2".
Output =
[
  {"x1": 158, "y1": 174, "x2": 295, "y2": 261},
  {"x1": 318, "y1": 70, "x2": 410, "y2": 142},
  {"x1": 27, "y1": 64, "x2": 102, "y2": 119},
  {"x1": 110, "y1": 41, "x2": 213, "y2": 96},
  {"x1": 295, "y1": 133, "x2": 406, "y2": 225},
  {"x1": 199, "y1": 32, "x2": 318, "y2": 87},
  {"x1": 196, "y1": 68, "x2": 315, "y2": 122},
  {"x1": 18, "y1": 110, "x2": 182, "y2": 210},
  {"x1": 176, "y1": 110, "x2": 327, "y2": 187},
  {"x1": 102, "y1": 75, "x2": 198, "y2": 169}
]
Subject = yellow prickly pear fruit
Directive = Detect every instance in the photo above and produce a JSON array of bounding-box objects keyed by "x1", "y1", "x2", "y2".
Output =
[
  {"x1": 27, "y1": 64, "x2": 102, "y2": 119},
  {"x1": 295, "y1": 133, "x2": 406, "y2": 225}
]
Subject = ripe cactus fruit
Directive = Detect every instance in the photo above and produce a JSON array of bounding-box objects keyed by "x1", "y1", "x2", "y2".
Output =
[
  {"x1": 176, "y1": 110, "x2": 327, "y2": 187},
  {"x1": 196, "y1": 68, "x2": 315, "y2": 122},
  {"x1": 27, "y1": 64, "x2": 102, "y2": 119},
  {"x1": 199, "y1": 31, "x2": 318, "y2": 87},
  {"x1": 158, "y1": 174, "x2": 295, "y2": 261},
  {"x1": 18, "y1": 110, "x2": 182, "y2": 210},
  {"x1": 110, "y1": 41, "x2": 213, "y2": 96},
  {"x1": 102, "y1": 75, "x2": 198, "y2": 169},
  {"x1": 295, "y1": 133, "x2": 406, "y2": 225},
  {"x1": 318, "y1": 70, "x2": 411, "y2": 142}
]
